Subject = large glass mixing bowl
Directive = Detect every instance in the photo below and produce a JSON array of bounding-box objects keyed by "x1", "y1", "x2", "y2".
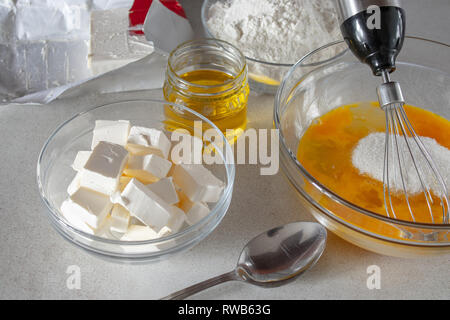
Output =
[{"x1": 274, "y1": 36, "x2": 450, "y2": 258}]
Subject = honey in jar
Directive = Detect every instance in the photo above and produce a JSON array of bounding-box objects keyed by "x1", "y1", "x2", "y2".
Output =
[{"x1": 163, "y1": 39, "x2": 249, "y2": 143}]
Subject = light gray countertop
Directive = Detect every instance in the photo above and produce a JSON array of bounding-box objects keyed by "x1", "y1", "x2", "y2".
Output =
[{"x1": 1, "y1": 0, "x2": 449, "y2": 299}]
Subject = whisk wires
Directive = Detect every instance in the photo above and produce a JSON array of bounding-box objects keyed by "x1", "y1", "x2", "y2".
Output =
[{"x1": 380, "y1": 72, "x2": 449, "y2": 224}]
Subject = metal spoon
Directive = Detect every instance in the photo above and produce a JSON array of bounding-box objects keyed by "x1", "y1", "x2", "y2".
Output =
[{"x1": 161, "y1": 221, "x2": 327, "y2": 300}]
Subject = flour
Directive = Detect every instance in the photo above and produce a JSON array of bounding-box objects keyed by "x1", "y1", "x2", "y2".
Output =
[
  {"x1": 352, "y1": 132, "x2": 450, "y2": 197},
  {"x1": 206, "y1": 0, "x2": 341, "y2": 81}
]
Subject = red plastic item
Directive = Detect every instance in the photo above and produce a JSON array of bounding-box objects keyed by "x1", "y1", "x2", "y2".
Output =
[{"x1": 129, "y1": 0, "x2": 187, "y2": 35}]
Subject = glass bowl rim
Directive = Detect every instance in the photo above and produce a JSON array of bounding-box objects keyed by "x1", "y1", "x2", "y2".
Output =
[
  {"x1": 274, "y1": 36, "x2": 450, "y2": 230},
  {"x1": 37, "y1": 98, "x2": 236, "y2": 246}
]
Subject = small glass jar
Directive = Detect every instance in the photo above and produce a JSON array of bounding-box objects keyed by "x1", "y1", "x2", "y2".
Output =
[{"x1": 163, "y1": 39, "x2": 249, "y2": 141}]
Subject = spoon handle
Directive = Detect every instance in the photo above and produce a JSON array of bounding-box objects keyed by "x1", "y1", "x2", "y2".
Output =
[{"x1": 160, "y1": 270, "x2": 239, "y2": 300}]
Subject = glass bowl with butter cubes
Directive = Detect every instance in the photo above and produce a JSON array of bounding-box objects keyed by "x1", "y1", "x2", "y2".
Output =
[{"x1": 37, "y1": 99, "x2": 235, "y2": 262}]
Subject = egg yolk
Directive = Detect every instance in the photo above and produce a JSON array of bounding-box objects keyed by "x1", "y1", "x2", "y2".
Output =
[{"x1": 297, "y1": 103, "x2": 450, "y2": 234}]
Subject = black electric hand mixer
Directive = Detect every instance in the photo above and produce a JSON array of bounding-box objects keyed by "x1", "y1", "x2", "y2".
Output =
[{"x1": 336, "y1": 0, "x2": 449, "y2": 223}]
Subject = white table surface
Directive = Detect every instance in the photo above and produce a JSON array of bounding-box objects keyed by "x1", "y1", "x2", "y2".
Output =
[{"x1": 1, "y1": 0, "x2": 449, "y2": 300}]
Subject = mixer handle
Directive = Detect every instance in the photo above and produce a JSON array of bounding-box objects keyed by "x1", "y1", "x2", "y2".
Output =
[{"x1": 336, "y1": 0, "x2": 406, "y2": 76}]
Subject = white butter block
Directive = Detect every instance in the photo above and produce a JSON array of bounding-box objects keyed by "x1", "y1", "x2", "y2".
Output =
[
  {"x1": 124, "y1": 154, "x2": 172, "y2": 183},
  {"x1": 90, "y1": 8, "x2": 129, "y2": 57},
  {"x1": 120, "y1": 178, "x2": 174, "y2": 232},
  {"x1": 172, "y1": 164, "x2": 224, "y2": 203},
  {"x1": 90, "y1": 8, "x2": 154, "y2": 76},
  {"x1": 110, "y1": 190, "x2": 128, "y2": 207},
  {"x1": 126, "y1": 126, "x2": 171, "y2": 158},
  {"x1": 67, "y1": 172, "x2": 82, "y2": 195},
  {"x1": 120, "y1": 225, "x2": 159, "y2": 241},
  {"x1": 110, "y1": 204, "x2": 130, "y2": 233},
  {"x1": 169, "y1": 206, "x2": 186, "y2": 232},
  {"x1": 61, "y1": 199, "x2": 95, "y2": 234},
  {"x1": 185, "y1": 202, "x2": 210, "y2": 226},
  {"x1": 61, "y1": 199, "x2": 116, "y2": 239},
  {"x1": 72, "y1": 151, "x2": 91, "y2": 171},
  {"x1": 178, "y1": 192, "x2": 210, "y2": 225},
  {"x1": 80, "y1": 141, "x2": 128, "y2": 195},
  {"x1": 91, "y1": 120, "x2": 130, "y2": 149},
  {"x1": 157, "y1": 226, "x2": 172, "y2": 238},
  {"x1": 164, "y1": 206, "x2": 186, "y2": 234},
  {"x1": 146, "y1": 177, "x2": 179, "y2": 205},
  {"x1": 62, "y1": 187, "x2": 112, "y2": 229},
  {"x1": 95, "y1": 216, "x2": 118, "y2": 240}
]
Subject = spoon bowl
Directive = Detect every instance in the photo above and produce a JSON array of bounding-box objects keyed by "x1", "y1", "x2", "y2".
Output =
[
  {"x1": 162, "y1": 222, "x2": 327, "y2": 299},
  {"x1": 236, "y1": 222, "x2": 327, "y2": 286}
]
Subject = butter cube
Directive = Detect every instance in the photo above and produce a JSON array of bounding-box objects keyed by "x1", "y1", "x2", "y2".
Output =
[
  {"x1": 71, "y1": 151, "x2": 91, "y2": 171},
  {"x1": 146, "y1": 177, "x2": 179, "y2": 205},
  {"x1": 61, "y1": 199, "x2": 96, "y2": 234},
  {"x1": 61, "y1": 187, "x2": 112, "y2": 229},
  {"x1": 126, "y1": 126, "x2": 171, "y2": 158},
  {"x1": 155, "y1": 207, "x2": 186, "y2": 237},
  {"x1": 124, "y1": 154, "x2": 172, "y2": 183},
  {"x1": 61, "y1": 199, "x2": 116, "y2": 239},
  {"x1": 184, "y1": 202, "x2": 210, "y2": 226},
  {"x1": 165, "y1": 206, "x2": 186, "y2": 234},
  {"x1": 67, "y1": 172, "x2": 82, "y2": 195},
  {"x1": 94, "y1": 216, "x2": 118, "y2": 239},
  {"x1": 120, "y1": 178, "x2": 174, "y2": 232},
  {"x1": 172, "y1": 164, "x2": 224, "y2": 203},
  {"x1": 157, "y1": 226, "x2": 172, "y2": 238},
  {"x1": 120, "y1": 225, "x2": 159, "y2": 241},
  {"x1": 91, "y1": 120, "x2": 130, "y2": 149},
  {"x1": 178, "y1": 191, "x2": 210, "y2": 225},
  {"x1": 80, "y1": 141, "x2": 128, "y2": 195},
  {"x1": 119, "y1": 176, "x2": 132, "y2": 191},
  {"x1": 110, "y1": 204, "x2": 130, "y2": 233}
]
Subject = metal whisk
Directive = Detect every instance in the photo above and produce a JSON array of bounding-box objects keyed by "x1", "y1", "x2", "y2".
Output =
[
  {"x1": 337, "y1": 0, "x2": 449, "y2": 223},
  {"x1": 378, "y1": 71, "x2": 449, "y2": 223}
]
